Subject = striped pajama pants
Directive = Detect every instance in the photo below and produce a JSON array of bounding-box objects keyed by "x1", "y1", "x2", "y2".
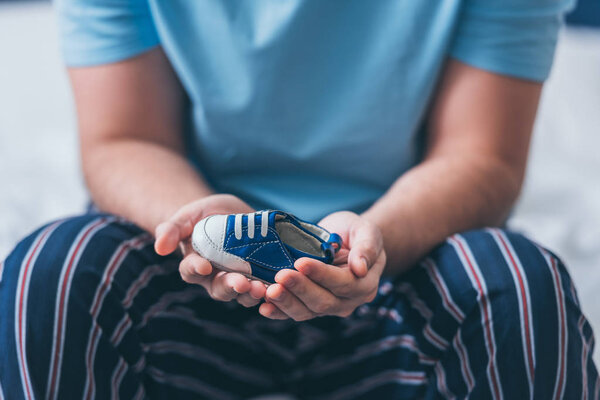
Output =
[{"x1": 0, "y1": 213, "x2": 598, "y2": 400}]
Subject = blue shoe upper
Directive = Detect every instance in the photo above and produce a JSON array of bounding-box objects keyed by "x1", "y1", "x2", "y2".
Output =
[{"x1": 222, "y1": 210, "x2": 342, "y2": 283}]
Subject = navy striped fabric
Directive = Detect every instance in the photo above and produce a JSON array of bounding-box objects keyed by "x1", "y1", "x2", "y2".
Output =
[{"x1": 0, "y1": 213, "x2": 598, "y2": 399}]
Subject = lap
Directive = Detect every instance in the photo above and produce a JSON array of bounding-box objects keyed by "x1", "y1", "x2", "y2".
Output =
[
  {"x1": 293, "y1": 228, "x2": 596, "y2": 399},
  {"x1": 1, "y1": 217, "x2": 596, "y2": 399},
  {"x1": 0, "y1": 214, "x2": 286, "y2": 399}
]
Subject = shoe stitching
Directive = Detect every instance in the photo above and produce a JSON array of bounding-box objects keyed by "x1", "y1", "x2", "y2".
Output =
[
  {"x1": 234, "y1": 239, "x2": 291, "y2": 270},
  {"x1": 201, "y1": 217, "x2": 223, "y2": 252},
  {"x1": 246, "y1": 242, "x2": 268, "y2": 259},
  {"x1": 226, "y1": 240, "x2": 279, "y2": 251},
  {"x1": 195, "y1": 216, "x2": 256, "y2": 270},
  {"x1": 224, "y1": 227, "x2": 294, "y2": 269},
  {"x1": 272, "y1": 229, "x2": 294, "y2": 267},
  {"x1": 224, "y1": 226, "x2": 278, "y2": 248},
  {"x1": 220, "y1": 216, "x2": 225, "y2": 249},
  {"x1": 247, "y1": 256, "x2": 292, "y2": 270},
  {"x1": 199, "y1": 217, "x2": 250, "y2": 264},
  {"x1": 245, "y1": 238, "x2": 294, "y2": 268}
]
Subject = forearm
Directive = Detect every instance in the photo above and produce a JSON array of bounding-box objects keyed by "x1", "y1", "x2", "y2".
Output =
[
  {"x1": 83, "y1": 138, "x2": 213, "y2": 233},
  {"x1": 362, "y1": 153, "x2": 522, "y2": 275}
]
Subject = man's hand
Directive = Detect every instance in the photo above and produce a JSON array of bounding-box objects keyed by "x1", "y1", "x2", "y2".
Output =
[
  {"x1": 154, "y1": 194, "x2": 267, "y2": 307},
  {"x1": 259, "y1": 211, "x2": 386, "y2": 321}
]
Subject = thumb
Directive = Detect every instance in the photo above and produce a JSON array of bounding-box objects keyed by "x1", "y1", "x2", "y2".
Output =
[
  {"x1": 154, "y1": 201, "x2": 208, "y2": 255},
  {"x1": 154, "y1": 218, "x2": 194, "y2": 256},
  {"x1": 347, "y1": 221, "x2": 381, "y2": 278}
]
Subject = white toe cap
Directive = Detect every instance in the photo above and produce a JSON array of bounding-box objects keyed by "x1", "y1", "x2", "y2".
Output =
[
  {"x1": 192, "y1": 214, "x2": 227, "y2": 254},
  {"x1": 191, "y1": 214, "x2": 251, "y2": 276}
]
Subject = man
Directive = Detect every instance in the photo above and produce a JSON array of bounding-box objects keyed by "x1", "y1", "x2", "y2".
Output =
[{"x1": 1, "y1": 0, "x2": 598, "y2": 399}]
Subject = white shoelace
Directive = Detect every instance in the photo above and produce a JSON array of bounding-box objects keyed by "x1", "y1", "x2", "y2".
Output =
[{"x1": 234, "y1": 211, "x2": 270, "y2": 240}]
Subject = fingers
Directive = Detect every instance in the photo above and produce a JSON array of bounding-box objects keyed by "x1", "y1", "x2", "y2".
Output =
[
  {"x1": 264, "y1": 284, "x2": 315, "y2": 321},
  {"x1": 180, "y1": 253, "x2": 213, "y2": 278},
  {"x1": 345, "y1": 250, "x2": 386, "y2": 304},
  {"x1": 154, "y1": 194, "x2": 255, "y2": 256},
  {"x1": 275, "y1": 269, "x2": 342, "y2": 315},
  {"x1": 236, "y1": 293, "x2": 260, "y2": 308},
  {"x1": 295, "y1": 258, "x2": 356, "y2": 297},
  {"x1": 347, "y1": 220, "x2": 382, "y2": 278},
  {"x1": 259, "y1": 303, "x2": 289, "y2": 320},
  {"x1": 155, "y1": 220, "x2": 188, "y2": 255},
  {"x1": 179, "y1": 254, "x2": 213, "y2": 291},
  {"x1": 249, "y1": 280, "x2": 267, "y2": 299},
  {"x1": 179, "y1": 253, "x2": 267, "y2": 306},
  {"x1": 317, "y1": 211, "x2": 383, "y2": 278},
  {"x1": 209, "y1": 271, "x2": 251, "y2": 302},
  {"x1": 295, "y1": 258, "x2": 377, "y2": 300},
  {"x1": 332, "y1": 248, "x2": 349, "y2": 266},
  {"x1": 349, "y1": 254, "x2": 369, "y2": 278},
  {"x1": 153, "y1": 201, "x2": 209, "y2": 256},
  {"x1": 236, "y1": 280, "x2": 267, "y2": 308}
]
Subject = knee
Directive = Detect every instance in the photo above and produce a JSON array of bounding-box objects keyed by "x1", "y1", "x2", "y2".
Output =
[
  {"x1": 428, "y1": 228, "x2": 567, "y2": 321},
  {"x1": 0, "y1": 214, "x2": 157, "y2": 396},
  {"x1": 426, "y1": 230, "x2": 588, "y2": 397},
  {"x1": 1, "y1": 214, "x2": 152, "y2": 298}
]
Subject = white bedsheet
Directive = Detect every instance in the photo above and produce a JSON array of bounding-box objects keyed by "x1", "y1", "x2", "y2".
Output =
[{"x1": 1, "y1": 2, "x2": 599, "y2": 365}]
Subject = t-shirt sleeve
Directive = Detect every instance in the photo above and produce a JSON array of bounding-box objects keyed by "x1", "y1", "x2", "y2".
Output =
[
  {"x1": 449, "y1": 0, "x2": 575, "y2": 82},
  {"x1": 56, "y1": 0, "x2": 160, "y2": 67}
]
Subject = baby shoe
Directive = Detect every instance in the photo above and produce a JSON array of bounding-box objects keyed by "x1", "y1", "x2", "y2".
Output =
[{"x1": 191, "y1": 210, "x2": 342, "y2": 283}]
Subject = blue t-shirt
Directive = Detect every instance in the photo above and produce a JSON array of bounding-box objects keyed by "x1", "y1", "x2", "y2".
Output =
[{"x1": 57, "y1": 0, "x2": 572, "y2": 222}]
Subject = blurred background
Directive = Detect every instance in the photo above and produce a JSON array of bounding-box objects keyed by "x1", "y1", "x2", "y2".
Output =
[{"x1": 0, "y1": 0, "x2": 599, "y2": 365}]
